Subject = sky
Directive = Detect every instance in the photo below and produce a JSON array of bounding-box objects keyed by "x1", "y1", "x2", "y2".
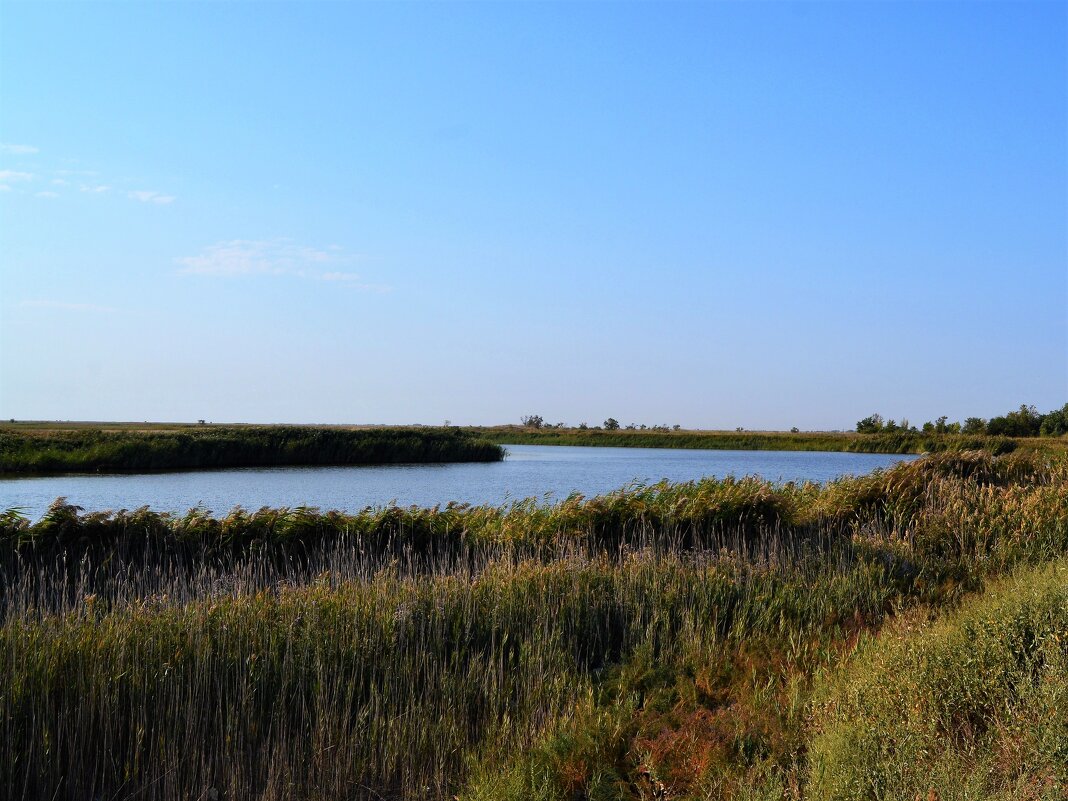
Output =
[{"x1": 0, "y1": 1, "x2": 1065, "y2": 430}]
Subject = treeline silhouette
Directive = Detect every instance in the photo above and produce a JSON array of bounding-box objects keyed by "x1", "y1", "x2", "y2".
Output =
[{"x1": 857, "y1": 402, "x2": 1068, "y2": 438}]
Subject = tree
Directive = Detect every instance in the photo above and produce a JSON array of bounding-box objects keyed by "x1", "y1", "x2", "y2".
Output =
[
  {"x1": 856, "y1": 413, "x2": 884, "y2": 434},
  {"x1": 962, "y1": 417, "x2": 987, "y2": 434},
  {"x1": 987, "y1": 404, "x2": 1042, "y2": 437},
  {"x1": 1040, "y1": 403, "x2": 1068, "y2": 437},
  {"x1": 520, "y1": 415, "x2": 544, "y2": 429},
  {"x1": 603, "y1": 418, "x2": 620, "y2": 430}
]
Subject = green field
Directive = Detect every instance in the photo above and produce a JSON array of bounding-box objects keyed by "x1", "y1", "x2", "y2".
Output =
[{"x1": 2, "y1": 448, "x2": 1066, "y2": 800}]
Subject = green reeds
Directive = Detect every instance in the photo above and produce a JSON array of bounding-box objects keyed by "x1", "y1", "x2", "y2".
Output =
[
  {"x1": 0, "y1": 425, "x2": 504, "y2": 474},
  {"x1": 472, "y1": 425, "x2": 1020, "y2": 455},
  {"x1": 1, "y1": 450, "x2": 1066, "y2": 800}
]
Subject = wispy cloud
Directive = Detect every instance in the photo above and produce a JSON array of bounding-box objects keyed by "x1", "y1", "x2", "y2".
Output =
[
  {"x1": 176, "y1": 239, "x2": 336, "y2": 276},
  {"x1": 21, "y1": 299, "x2": 117, "y2": 313},
  {"x1": 0, "y1": 153, "x2": 177, "y2": 203},
  {"x1": 129, "y1": 189, "x2": 175, "y2": 205},
  {"x1": 176, "y1": 239, "x2": 387, "y2": 289},
  {"x1": 0, "y1": 144, "x2": 38, "y2": 155},
  {"x1": 320, "y1": 272, "x2": 391, "y2": 292}
]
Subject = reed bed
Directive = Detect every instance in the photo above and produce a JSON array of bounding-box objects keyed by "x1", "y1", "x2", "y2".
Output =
[
  {"x1": 475, "y1": 426, "x2": 1021, "y2": 455},
  {"x1": 1, "y1": 450, "x2": 1066, "y2": 800},
  {"x1": 0, "y1": 426, "x2": 504, "y2": 474}
]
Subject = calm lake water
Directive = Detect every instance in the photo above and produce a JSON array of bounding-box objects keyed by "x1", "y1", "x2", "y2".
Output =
[{"x1": 0, "y1": 445, "x2": 918, "y2": 521}]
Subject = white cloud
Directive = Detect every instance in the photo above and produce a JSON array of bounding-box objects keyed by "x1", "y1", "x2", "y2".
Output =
[
  {"x1": 0, "y1": 170, "x2": 33, "y2": 182},
  {"x1": 175, "y1": 239, "x2": 332, "y2": 276},
  {"x1": 320, "y1": 272, "x2": 391, "y2": 291},
  {"x1": 0, "y1": 144, "x2": 38, "y2": 155},
  {"x1": 176, "y1": 239, "x2": 386, "y2": 289},
  {"x1": 51, "y1": 178, "x2": 67, "y2": 186},
  {"x1": 35, "y1": 191, "x2": 59, "y2": 199},
  {"x1": 21, "y1": 299, "x2": 116, "y2": 313},
  {"x1": 0, "y1": 185, "x2": 10, "y2": 192},
  {"x1": 79, "y1": 184, "x2": 110, "y2": 193},
  {"x1": 129, "y1": 189, "x2": 175, "y2": 204}
]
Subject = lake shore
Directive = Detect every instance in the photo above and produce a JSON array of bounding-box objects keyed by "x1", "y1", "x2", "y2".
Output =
[{"x1": 470, "y1": 424, "x2": 1025, "y2": 455}]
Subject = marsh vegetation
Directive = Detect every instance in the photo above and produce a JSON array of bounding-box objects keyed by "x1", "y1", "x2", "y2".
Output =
[
  {"x1": 2, "y1": 449, "x2": 1066, "y2": 799},
  {"x1": 0, "y1": 425, "x2": 504, "y2": 474},
  {"x1": 474, "y1": 425, "x2": 1019, "y2": 456}
]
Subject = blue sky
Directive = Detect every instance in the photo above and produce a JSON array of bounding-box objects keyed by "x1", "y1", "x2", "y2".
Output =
[{"x1": 1, "y1": 1, "x2": 1065, "y2": 429}]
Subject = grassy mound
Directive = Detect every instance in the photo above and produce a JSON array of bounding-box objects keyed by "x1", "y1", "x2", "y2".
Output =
[{"x1": 808, "y1": 559, "x2": 1068, "y2": 801}]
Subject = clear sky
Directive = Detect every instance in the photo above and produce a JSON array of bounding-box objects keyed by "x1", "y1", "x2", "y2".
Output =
[{"x1": 1, "y1": 1, "x2": 1065, "y2": 430}]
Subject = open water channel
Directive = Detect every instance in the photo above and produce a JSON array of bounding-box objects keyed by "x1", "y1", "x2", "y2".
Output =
[{"x1": 0, "y1": 444, "x2": 918, "y2": 521}]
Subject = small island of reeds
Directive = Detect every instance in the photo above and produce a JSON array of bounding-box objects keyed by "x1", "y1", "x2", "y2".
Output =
[{"x1": 0, "y1": 424, "x2": 504, "y2": 474}]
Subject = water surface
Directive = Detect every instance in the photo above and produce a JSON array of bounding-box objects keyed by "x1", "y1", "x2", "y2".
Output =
[{"x1": 0, "y1": 444, "x2": 918, "y2": 521}]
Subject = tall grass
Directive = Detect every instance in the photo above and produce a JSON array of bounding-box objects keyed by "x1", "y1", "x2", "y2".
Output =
[
  {"x1": 808, "y1": 559, "x2": 1068, "y2": 800},
  {"x1": 0, "y1": 425, "x2": 504, "y2": 474},
  {"x1": 1, "y1": 450, "x2": 1065, "y2": 800}
]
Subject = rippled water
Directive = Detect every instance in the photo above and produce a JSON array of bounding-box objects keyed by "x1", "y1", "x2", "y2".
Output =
[{"x1": 0, "y1": 444, "x2": 918, "y2": 520}]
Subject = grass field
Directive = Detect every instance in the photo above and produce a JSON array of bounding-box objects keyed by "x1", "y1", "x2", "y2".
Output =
[{"x1": 2, "y1": 448, "x2": 1065, "y2": 799}]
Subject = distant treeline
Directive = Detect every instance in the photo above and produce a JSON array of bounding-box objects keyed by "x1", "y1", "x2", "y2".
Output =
[
  {"x1": 0, "y1": 426, "x2": 504, "y2": 474},
  {"x1": 857, "y1": 402, "x2": 1068, "y2": 438},
  {"x1": 473, "y1": 426, "x2": 1017, "y2": 455}
]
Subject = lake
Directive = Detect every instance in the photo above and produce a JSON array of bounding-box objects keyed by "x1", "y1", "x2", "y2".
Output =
[{"x1": 0, "y1": 444, "x2": 918, "y2": 521}]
